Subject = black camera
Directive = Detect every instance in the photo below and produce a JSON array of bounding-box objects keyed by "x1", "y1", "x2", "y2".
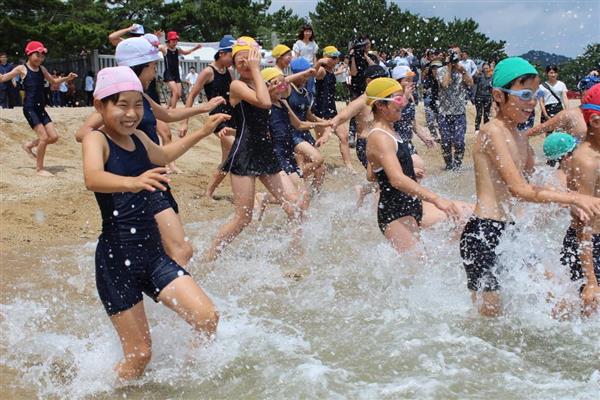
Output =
[{"x1": 448, "y1": 50, "x2": 460, "y2": 64}]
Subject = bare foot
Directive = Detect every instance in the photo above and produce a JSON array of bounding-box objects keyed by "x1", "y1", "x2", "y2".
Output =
[
  {"x1": 354, "y1": 185, "x2": 365, "y2": 208},
  {"x1": 22, "y1": 143, "x2": 37, "y2": 160},
  {"x1": 205, "y1": 191, "x2": 217, "y2": 201},
  {"x1": 345, "y1": 164, "x2": 357, "y2": 175},
  {"x1": 254, "y1": 192, "x2": 268, "y2": 221},
  {"x1": 36, "y1": 169, "x2": 55, "y2": 177}
]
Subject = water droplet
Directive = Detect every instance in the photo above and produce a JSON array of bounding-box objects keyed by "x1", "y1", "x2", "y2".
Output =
[
  {"x1": 177, "y1": 270, "x2": 184, "y2": 277},
  {"x1": 130, "y1": 227, "x2": 137, "y2": 234},
  {"x1": 124, "y1": 259, "x2": 131, "y2": 266},
  {"x1": 113, "y1": 210, "x2": 119, "y2": 216}
]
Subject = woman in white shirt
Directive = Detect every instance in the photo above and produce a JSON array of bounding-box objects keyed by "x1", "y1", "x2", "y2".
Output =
[
  {"x1": 539, "y1": 65, "x2": 568, "y2": 124},
  {"x1": 84, "y1": 71, "x2": 94, "y2": 106},
  {"x1": 293, "y1": 24, "x2": 318, "y2": 94}
]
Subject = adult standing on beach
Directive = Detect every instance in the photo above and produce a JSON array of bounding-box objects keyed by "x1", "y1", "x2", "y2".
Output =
[
  {"x1": 293, "y1": 24, "x2": 319, "y2": 94},
  {"x1": 473, "y1": 63, "x2": 493, "y2": 133},
  {"x1": 437, "y1": 46, "x2": 473, "y2": 170},
  {"x1": 539, "y1": 65, "x2": 568, "y2": 125}
]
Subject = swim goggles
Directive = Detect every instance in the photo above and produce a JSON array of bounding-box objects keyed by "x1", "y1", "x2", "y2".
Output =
[
  {"x1": 580, "y1": 104, "x2": 600, "y2": 112},
  {"x1": 367, "y1": 94, "x2": 407, "y2": 107},
  {"x1": 495, "y1": 87, "x2": 542, "y2": 101}
]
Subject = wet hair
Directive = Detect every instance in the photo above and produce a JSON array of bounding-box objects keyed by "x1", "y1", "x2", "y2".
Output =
[
  {"x1": 297, "y1": 24, "x2": 315, "y2": 41},
  {"x1": 546, "y1": 65, "x2": 559, "y2": 73},
  {"x1": 129, "y1": 63, "x2": 149, "y2": 77}
]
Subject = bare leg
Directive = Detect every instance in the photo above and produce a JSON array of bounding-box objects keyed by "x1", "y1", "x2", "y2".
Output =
[
  {"x1": 317, "y1": 124, "x2": 354, "y2": 171},
  {"x1": 206, "y1": 135, "x2": 234, "y2": 199},
  {"x1": 471, "y1": 291, "x2": 502, "y2": 317},
  {"x1": 154, "y1": 208, "x2": 193, "y2": 266},
  {"x1": 294, "y1": 141, "x2": 324, "y2": 178},
  {"x1": 203, "y1": 175, "x2": 255, "y2": 261},
  {"x1": 167, "y1": 81, "x2": 182, "y2": 109},
  {"x1": 355, "y1": 182, "x2": 377, "y2": 208},
  {"x1": 158, "y1": 275, "x2": 219, "y2": 339},
  {"x1": 31, "y1": 122, "x2": 58, "y2": 176},
  {"x1": 383, "y1": 216, "x2": 420, "y2": 253},
  {"x1": 156, "y1": 120, "x2": 181, "y2": 173},
  {"x1": 109, "y1": 302, "x2": 152, "y2": 380}
]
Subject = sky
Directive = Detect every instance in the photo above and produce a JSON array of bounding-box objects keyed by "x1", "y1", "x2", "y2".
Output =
[{"x1": 268, "y1": 0, "x2": 600, "y2": 57}]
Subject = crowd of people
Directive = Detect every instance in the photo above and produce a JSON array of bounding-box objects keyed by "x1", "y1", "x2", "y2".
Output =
[{"x1": 1, "y1": 22, "x2": 599, "y2": 382}]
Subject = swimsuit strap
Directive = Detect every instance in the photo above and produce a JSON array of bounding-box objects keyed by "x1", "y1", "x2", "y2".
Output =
[{"x1": 368, "y1": 127, "x2": 400, "y2": 150}]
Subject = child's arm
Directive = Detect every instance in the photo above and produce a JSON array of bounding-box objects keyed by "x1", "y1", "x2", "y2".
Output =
[
  {"x1": 108, "y1": 24, "x2": 136, "y2": 46},
  {"x1": 144, "y1": 93, "x2": 224, "y2": 123},
  {"x1": 285, "y1": 68, "x2": 315, "y2": 85},
  {"x1": 413, "y1": 121, "x2": 435, "y2": 148},
  {"x1": 136, "y1": 113, "x2": 230, "y2": 165},
  {"x1": 539, "y1": 97, "x2": 549, "y2": 119},
  {"x1": 281, "y1": 99, "x2": 329, "y2": 131},
  {"x1": 331, "y1": 95, "x2": 366, "y2": 127},
  {"x1": 42, "y1": 66, "x2": 77, "y2": 85},
  {"x1": 179, "y1": 44, "x2": 202, "y2": 56},
  {"x1": 527, "y1": 109, "x2": 571, "y2": 137},
  {"x1": 82, "y1": 130, "x2": 169, "y2": 193},
  {"x1": 0, "y1": 65, "x2": 25, "y2": 83},
  {"x1": 314, "y1": 59, "x2": 328, "y2": 80},
  {"x1": 484, "y1": 126, "x2": 600, "y2": 218},
  {"x1": 179, "y1": 66, "x2": 214, "y2": 136},
  {"x1": 75, "y1": 111, "x2": 104, "y2": 143},
  {"x1": 229, "y1": 48, "x2": 270, "y2": 109}
]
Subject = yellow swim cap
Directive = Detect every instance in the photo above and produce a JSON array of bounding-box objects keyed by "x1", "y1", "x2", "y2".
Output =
[
  {"x1": 272, "y1": 44, "x2": 291, "y2": 58},
  {"x1": 323, "y1": 46, "x2": 341, "y2": 57},
  {"x1": 261, "y1": 67, "x2": 283, "y2": 83},
  {"x1": 365, "y1": 78, "x2": 403, "y2": 105},
  {"x1": 232, "y1": 36, "x2": 258, "y2": 59}
]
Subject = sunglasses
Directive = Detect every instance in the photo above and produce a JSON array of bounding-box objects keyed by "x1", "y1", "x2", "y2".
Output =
[
  {"x1": 368, "y1": 94, "x2": 407, "y2": 107},
  {"x1": 496, "y1": 87, "x2": 541, "y2": 101}
]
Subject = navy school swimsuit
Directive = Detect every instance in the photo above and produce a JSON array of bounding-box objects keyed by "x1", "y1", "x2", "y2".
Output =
[
  {"x1": 221, "y1": 100, "x2": 281, "y2": 176},
  {"x1": 94, "y1": 131, "x2": 189, "y2": 315},
  {"x1": 371, "y1": 128, "x2": 422, "y2": 233},
  {"x1": 22, "y1": 64, "x2": 52, "y2": 129},
  {"x1": 561, "y1": 227, "x2": 600, "y2": 292},
  {"x1": 312, "y1": 69, "x2": 338, "y2": 119},
  {"x1": 393, "y1": 100, "x2": 417, "y2": 155},
  {"x1": 269, "y1": 102, "x2": 301, "y2": 175},
  {"x1": 163, "y1": 48, "x2": 181, "y2": 83},
  {"x1": 287, "y1": 84, "x2": 316, "y2": 146},
  {"x1": 138, "y1": 96, "x2": 179, "y2": 214},
  {"x1": 204, "y1": 65, "x2": 235, "y2": 134}
]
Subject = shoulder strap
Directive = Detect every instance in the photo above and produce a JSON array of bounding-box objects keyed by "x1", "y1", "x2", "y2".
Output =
[
  {"x1": 369, "y1": 127, "x2": 399, "y2": 151},
  {"x1": 542, "y1": 82, "x2": 563, "y2": 106}
]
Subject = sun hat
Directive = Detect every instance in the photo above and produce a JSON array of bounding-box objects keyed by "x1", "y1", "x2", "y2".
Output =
[
  {"x1": 272, "y1": 44, "x2": 292, "y2": 58},
  {"x1": 115, "y1": 37, "x2": 161, "y2": 67},
  {"x1": 93, "y1": 66, "x2": 143, "y2": 100},
  {"x1": 580, "y1": 83, "x2": 600, "y2": 124},
  {"x1": 25, "y1": 41, "x2": 48, "y2": 56},
  {"x1": 290, "y1": 57, "x2": 312, "y2": 73},
  {"x1": 577, "y1": 76, "x2": 600, "y2": 92},
  {"x1": 492, "y1": 57, "x2": 538, "y2": 88},
  {"x1": 365, "y1": 65, "x2": 388, "y2": 79},
  {"x1": 143, "y1": 33, "x2": 160, "y2": 48},
  {"x1": 366, "y1": 77, "x2": 403, "y2": 106},
  {"x1": 218, "y1": 35, "x2": 235, "y2": 52},
  {"x1": 391, "y1": 65, "x2": 416, "y2": 80},
  {"x1": 261, "y1": 67, "x2": 283, "y2": 83},
  {"x1": 130, "y1": 24, "x2": 145, "y2": 35},
  {"x1": 543, "y1": 132, "x2": 578, "y2": 160}
]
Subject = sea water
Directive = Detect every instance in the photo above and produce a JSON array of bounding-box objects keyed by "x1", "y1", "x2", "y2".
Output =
[{"x1": 1, "y1": 165, "x2": 599, "y2": 399}]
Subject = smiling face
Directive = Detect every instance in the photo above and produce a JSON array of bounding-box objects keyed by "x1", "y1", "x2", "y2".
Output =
[
  {"x1": 547, "y1": 69, "x2": 558, "y2": 81},
  {"x1": 28, "y1": 51, "x2": 46, "y2": 67},
  {"x1": 96, "y1": 91, "x2": 144, "y2": 136},
  {"x1": 276, "y1": 51, "x2": 292, "y2": 69},
  {"x1": 492, "y1": 76, "x2": 540, "y2": 124},
  {"x1": 373, "y1": 89, "x2": 406, "y2": 123},
  {"x1": 266, "y1": 75, "x2": 288, "y2": 100}
]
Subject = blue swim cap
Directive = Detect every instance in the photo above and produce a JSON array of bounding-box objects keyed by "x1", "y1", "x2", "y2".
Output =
[
  {"x1": 290, "y1": 57, "x2": 311, "y2": 73},
  {"x1": 577, "y1": 75, "x2": 600, "y2": 92},
  {"x1": 218, "y1": 35, "x2": 235, "y2": 52}
]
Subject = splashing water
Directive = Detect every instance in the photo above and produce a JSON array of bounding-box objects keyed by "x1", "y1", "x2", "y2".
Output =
[{"x1": 1, "y1": 166, "x2": 599, "y2": 399}]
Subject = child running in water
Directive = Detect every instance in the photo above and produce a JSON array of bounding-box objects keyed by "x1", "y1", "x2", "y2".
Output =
[
  {"x1": 0, "y1": 41, "x2": 77, "y2": 176},
  {"x1": 160, "y1": 31, "x2": 201, "y2": 109},
  {"x1": 460, "y1": 57, "x2": 600, "y2": 317},
  {"x1": 83, "y1": 66, "x2": 228, "y2": 380},
  {"x1": 365, "y1": 77, "x2": 460, "y2": 253},
  {"x1": 203, "y1": 37, "x2": 302, "y2": 262}
]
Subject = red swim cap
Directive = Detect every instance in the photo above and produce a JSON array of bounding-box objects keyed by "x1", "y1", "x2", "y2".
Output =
[
  {"x1": 581, "y1": 83, "x2": 600, "y2": 124},
  {"x1": 166, "y1": 31, "x2": 179, "y2": 41},
  {"x1": 25, "y1": 41, "x2": 48, "y2": 56}
]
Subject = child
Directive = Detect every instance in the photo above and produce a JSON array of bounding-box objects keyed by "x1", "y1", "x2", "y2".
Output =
[
  {"x1": 459, "y1": 57, "x2": 600, "y2": 317},
  {"x1": 203, "y1": 37, "x2": 302, "y2": 262},
  {"x1": 553, "y1": 85, "x2": 600, "y2": 316},
  {"x1": 365, "y1": 77, "x2": 460, "y2": 253},
  {"x1": 0, "y1": 41, "x2": 77, "y2": 176},
  {"x1": 179, "y1": 34, "x2": 236, "y2": 199},
  {"x1": 160, "y1": 31, "x2": 201, "y2": 109},
  {"x1": 83, "y1": 66, "x2": 228, "y2": 380}
]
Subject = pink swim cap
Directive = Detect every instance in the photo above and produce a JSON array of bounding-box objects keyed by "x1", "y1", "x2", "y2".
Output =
[{"x1": 93, "y1": 66, "x2": 143, "y2": 100}]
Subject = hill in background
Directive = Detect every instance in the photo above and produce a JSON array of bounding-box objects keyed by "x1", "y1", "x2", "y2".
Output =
[{"x1": 519, "y1": 50, "x2": 571, "y2": 66}]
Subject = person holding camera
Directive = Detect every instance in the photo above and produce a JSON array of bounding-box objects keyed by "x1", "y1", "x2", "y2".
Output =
[
  {"x1": 349, "y1": 36, "x2": 375, "y2": 99},
  {"x1": 436, "y1": 46, "x2": 473, "y2": 170}
]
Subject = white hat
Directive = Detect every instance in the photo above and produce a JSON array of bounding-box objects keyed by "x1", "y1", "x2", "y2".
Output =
[
  {"x1": 131, "y1": 24, "x2": 145, "y2": 35},
  {"x1": 391, "y1": 65, "x2": 416, "y2": 80},
  {"x1": 115, "y1": 37, "x2": 160, "y2": 67}
]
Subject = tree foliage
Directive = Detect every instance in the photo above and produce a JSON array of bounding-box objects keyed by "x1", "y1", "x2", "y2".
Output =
[
  {"x1": 557, "y1": 44, "x2": 600, "y2": 89},
  {"x1": 2, "y1": 0, "x2": 509, "y2": 62}
]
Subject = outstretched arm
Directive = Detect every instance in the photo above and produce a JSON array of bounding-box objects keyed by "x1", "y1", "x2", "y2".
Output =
[
  {"x1": 144, "y1": 93, "x2": 225, "y2": 123},
  {"x1": 0, "y1": 65, "x2": 25, "y2": 83},
  {"x1": 179, "y1": 44, "x2": 202, "y2": 56},
  {"x1": 42, "y1": 66, "x2": 76, "y2": 85},
  {"x1": 108, "y1": 24, "x2": 137, "y2": 46}
]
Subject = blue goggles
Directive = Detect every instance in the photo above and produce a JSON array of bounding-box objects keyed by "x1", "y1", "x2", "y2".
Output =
[{"x1": 496, "y1": 87, "x2": 542, "y2": 101}]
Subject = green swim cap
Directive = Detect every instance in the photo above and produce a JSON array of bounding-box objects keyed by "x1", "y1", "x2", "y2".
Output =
[
  {"x1": 543, "y1": 132, "x2": 578, "y2": 160},
  {"x1": 492, "y1": 57, "x2": 538, "y2": 88}
]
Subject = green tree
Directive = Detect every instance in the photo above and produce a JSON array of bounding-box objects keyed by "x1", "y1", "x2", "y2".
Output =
[{"x1": 558, "y1": 43, "x2": 600, "y2": 89}]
